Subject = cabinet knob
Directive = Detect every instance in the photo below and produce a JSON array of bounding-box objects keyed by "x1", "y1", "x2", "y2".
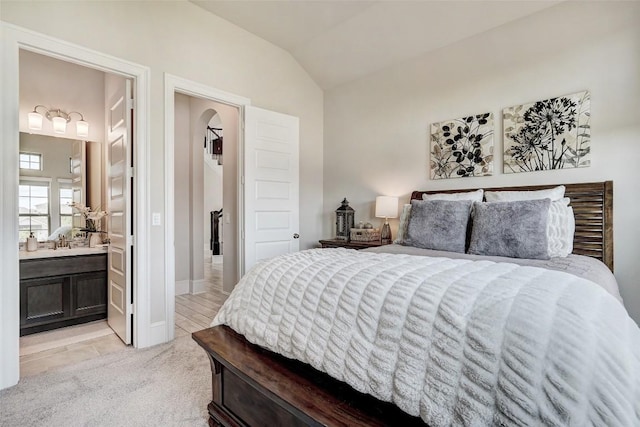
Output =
[{"x1": 293, "y1": 233, "x2": 300, "y2": 239}]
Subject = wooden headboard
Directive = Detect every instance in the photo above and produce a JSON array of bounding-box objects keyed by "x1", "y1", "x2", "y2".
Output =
[{"x1": 410, "y1": 181, "x2": 614, "y2": 271}]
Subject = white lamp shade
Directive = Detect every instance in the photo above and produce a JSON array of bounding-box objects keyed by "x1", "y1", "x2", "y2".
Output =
[
  {"x1": 375, "y1": 196, "x2": 398, "y2": 219},
  {"x1": 76, "y1": 120, "x2": 89, "y2": 138},
  {"x1": 52, "y1": 116, "x2": 67, "y2": 134},
  {"x1": 28, "y1": 112, "x2": 43, "y2": 131}
]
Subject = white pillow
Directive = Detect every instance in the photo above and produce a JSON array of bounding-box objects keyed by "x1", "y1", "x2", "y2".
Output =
[
  {"x1": 485, "y1": 185, "x2": 565, "y2": 202},
  {"x1": 547, "y1": 197, "x2": 574, "y2": 258},
  {"x1": 393, "y1": 204, "x2": 411, "y2": 244},
  {"x1": 422, "y1": 189, "x2": 484, "y2": 203}
]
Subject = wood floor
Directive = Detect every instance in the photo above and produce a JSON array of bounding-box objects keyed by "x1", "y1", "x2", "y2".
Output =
[
  {"x1": 19, "y1": 256, "x2": 226, "y2": 377},
  {"x1": 175, "y1": 257, "x2": 226, "y2": 337}
]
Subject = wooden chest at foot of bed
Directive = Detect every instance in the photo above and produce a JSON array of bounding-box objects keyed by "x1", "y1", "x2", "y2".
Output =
[{"x1": 192, "y1": 326, "x2": 426, "y2": 427}]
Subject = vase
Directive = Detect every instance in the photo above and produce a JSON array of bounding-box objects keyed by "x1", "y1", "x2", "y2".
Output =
[
  {"x1": 88, "y1": 232, "x2": 101, "y2": 248},
  {"x1": 26, "y1": 234, "x2": 38, "y2": 252}
]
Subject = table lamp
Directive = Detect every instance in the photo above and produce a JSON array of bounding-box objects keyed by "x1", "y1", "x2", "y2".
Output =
[{"x1": 375, "y1": 196, "x2": 398, "y2": 244}]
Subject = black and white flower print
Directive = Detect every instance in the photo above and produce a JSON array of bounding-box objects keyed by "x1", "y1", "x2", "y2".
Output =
[
  {"x1": 430, "y1": 113, "x2": 494, "y2": 180},
  {"x1": 503, "y1": 91, "x2": 591, "y2": 173}
]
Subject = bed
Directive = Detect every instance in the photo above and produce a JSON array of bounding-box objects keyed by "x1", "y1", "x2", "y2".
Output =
[{"x1": 192, "y1": 181, "x2": 640, "y2": 426}]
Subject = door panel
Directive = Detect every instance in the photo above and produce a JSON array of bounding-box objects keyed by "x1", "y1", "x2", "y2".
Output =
[
  {"x1": 73, "y1": 272, "x2": 107, "y2": 316},
  {"x1": 244, "y1": 106, "x2": 299, "y2": 274},
  {"x1": 106, "y1": 76, "x2": 133, "y2": 345}
]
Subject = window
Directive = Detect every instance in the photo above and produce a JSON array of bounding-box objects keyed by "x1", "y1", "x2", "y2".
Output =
[
  {"x1": 19, "y1": 152, "x2": 42, "y2": 171},
  {"x1": 19, "y1": 182, "x2": 50, "y2": 241},
  {"x1": 59, "y1": 186, "x2": 73, "y2": 228}
]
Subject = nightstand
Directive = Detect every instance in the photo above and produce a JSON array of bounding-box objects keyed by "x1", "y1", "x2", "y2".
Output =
[{"x1": 319, "y1": 239, "x2": 388, "y2": 250}]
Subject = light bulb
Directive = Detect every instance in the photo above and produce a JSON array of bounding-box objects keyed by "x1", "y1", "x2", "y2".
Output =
[
  {"x1": 28, "y1": 112, "x2": 43, "y2": 131},
  {"x1": 52, "y1": 116, "x2": 67, "y2": 134},
  {"x1": 76, "y1": 120, "x2": 89, "y2": 138}
]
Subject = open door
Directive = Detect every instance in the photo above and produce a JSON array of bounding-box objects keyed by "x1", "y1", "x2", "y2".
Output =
[
  {"x1": 243, "y1": 106, "x2": 299, "y2": 274},
  {"x1": 106, "y1": 76, "x2": 133, "y2": 344}
]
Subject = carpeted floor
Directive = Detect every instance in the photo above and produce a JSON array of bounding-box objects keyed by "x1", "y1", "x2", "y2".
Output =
[{"x1": 0, "y1": 335, "x2": 211, "y2": 426}]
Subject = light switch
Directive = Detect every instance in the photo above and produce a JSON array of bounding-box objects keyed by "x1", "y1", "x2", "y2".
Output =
[
  {"x1": 225, "y1": 213, "x2": 230, "y2": 224},
  {"x1": 152, "y1": 212, "x2": 161, "y2": 226}
]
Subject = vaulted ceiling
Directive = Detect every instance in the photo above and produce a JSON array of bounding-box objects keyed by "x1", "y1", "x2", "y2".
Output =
[{"x1": 191, "y1": 1, "x2": 560, "y2": 90}]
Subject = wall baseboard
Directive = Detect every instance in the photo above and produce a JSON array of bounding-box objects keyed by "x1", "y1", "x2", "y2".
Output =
[
  {"x1": 175, "y1": 280, "x2": 189, "y2": 296},
  {"x1": 149, "y1": 321, "x2": 167, "y2": 346},
  {"x1": 192, "y1": 279, "x2": 208, "y2": 294}
]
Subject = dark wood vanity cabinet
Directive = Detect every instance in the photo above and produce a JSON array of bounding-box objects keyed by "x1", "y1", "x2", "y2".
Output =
[{"x1": 20, "y1": 253, "x2": 108, "y2": 336}]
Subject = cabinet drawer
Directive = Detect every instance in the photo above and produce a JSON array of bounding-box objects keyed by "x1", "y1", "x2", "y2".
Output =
[
  {"x1": 222, "y1": 368, "x2": 308, "y2": 427},
  {"x1": 20, "y1": 254, "x2": 107, "y2": 280}
]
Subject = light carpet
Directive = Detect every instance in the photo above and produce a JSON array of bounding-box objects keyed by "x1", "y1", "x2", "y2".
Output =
[{"x1": 0, "y1": 335, "x2": 210, "y2": 426}]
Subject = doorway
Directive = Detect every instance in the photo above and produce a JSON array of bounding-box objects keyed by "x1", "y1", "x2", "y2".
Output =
[
  {"x1": 164, "y1": 74, "x2": 301, "y2": 341},
  {"x1": 164, "y1": 74, "x2": 250, "y2": 341},
  {"x1": 16, "y1": 50, "x2": 133, "y2": 374},
  {"x1": 172, "y1": 93, "x2": 239, "y2": 334},
  {"x1": 1, "y1": 24, "x2": 151, "y2": 390}
]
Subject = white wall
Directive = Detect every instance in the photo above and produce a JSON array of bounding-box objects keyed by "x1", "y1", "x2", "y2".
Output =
[
  {"x1": 174, "y1": 94, "x2": 238, "y2": 295},
  {"x1": 324, "y1": 2, "x2": 640, "y2": 324},
  {"x1": 189, "y1": 97, "x2": 239, "y2": 294},
  {"x1": 174, "y1": 93, "x2": 191, "y2": 286},
  {"x1": 203, "y1": 161, "x2": 223, "y2": 249},
  {"x1": 19, "y1": 50, "x2": 105, "y2": 143},
  {"x1": 204, "y1": 164, "x2": 223, "y2": 247},
  {"x1": 204, "y1": 114, "x2": 223, "y2": 253},
  {"x1": 1, "y1": 0, "x2": 324, "y2": 325}
]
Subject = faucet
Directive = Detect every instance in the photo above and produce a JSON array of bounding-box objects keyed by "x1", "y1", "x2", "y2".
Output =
[{"x1": 57, "y1": 234, "x2": 70, "y2": 249}]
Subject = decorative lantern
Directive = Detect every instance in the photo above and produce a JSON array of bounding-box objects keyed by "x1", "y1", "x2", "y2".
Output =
[{"x1": 335, "y1": 198, "x2": 355, "y2": 241}]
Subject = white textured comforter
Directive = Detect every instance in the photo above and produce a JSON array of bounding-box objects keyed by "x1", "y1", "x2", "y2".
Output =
[{"x1": 212, "y1": 249, "x2": 640, "y2": 426}]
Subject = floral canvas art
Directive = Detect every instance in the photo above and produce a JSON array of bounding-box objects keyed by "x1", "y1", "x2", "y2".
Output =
[
  {"x1": 503, "y1": 91, "x2": 591, "y2": 173},
  {"x1": 430, "y1": 113, "x2": 494, "y2": 179}
]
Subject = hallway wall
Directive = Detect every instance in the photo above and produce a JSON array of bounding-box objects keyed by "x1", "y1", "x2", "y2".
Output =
[{"x1": 174, "y1": 94, "x2": 239, "y2": 294}]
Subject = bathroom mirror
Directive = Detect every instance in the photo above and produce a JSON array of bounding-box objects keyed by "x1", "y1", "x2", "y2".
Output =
[{"x1": 19, "y1": 132, "x2": 103, "y2": 241}]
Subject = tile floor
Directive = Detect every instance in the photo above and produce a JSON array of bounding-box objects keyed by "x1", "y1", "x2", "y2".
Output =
[
  {"x1": 19, "y1": 255, "x2": 226, "y2": 377},
  {"x1": 19, "y1": 322, "x2": 126, "y2": 377}
]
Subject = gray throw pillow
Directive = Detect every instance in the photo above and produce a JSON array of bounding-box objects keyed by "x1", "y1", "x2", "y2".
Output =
[
  {"x1": 468, "y1": 199, "x2": 551, "y2": 260},
  {"x1": 403, "y1": 200, "x2": 473, "y2": 253}
]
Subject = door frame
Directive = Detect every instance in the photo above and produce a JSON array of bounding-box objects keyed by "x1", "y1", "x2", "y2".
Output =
[
  {"x1": 0, "y1": 23, "x2": 151, "y2": 390},
  {"x1": 163, "y1": 73, "x2": 250, "y2": 341}
]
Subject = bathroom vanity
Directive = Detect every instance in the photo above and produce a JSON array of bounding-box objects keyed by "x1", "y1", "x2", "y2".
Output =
[{"x1": 19, "y1": 247, "x2": 108, "y2": 336}]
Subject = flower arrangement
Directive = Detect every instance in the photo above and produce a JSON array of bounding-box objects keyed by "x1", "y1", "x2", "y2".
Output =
[{"x1": 70, "y1": 202, "x2": 108, "y2": 233}]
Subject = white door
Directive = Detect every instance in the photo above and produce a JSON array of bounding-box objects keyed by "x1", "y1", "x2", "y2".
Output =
[
  {"x1": 106, "y1": 76, "x2": 133, "y2": 344},
  {"x1": 243, "y1": 106, "x2": 299, "y2": 274},
  {"x1": 70, "y1": 140, "x2": 85, "y2": 229}
]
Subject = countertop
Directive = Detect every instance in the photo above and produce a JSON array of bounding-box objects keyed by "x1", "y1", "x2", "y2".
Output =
[{"x1": 19, "y1": 245, "x2": 108, "y2": 260}]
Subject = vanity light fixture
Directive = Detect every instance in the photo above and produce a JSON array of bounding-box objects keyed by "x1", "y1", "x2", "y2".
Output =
[{"x1": 27, "y1": 105, "x2": 90, "y2": 138}]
